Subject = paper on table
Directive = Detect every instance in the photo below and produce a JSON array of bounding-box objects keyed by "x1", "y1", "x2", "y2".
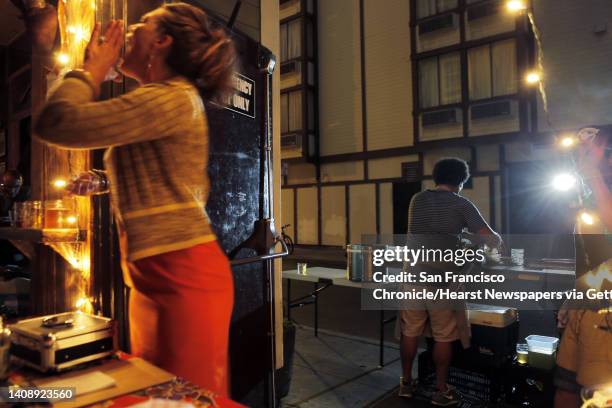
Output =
[
  {"x1": 38, "y1": 370, "x2": 116, "y2": 396},
  {"x1": 131, "y1": 399, "x2": 197, "y2": 408}
]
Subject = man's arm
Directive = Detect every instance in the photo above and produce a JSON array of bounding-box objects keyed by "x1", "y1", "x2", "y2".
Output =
[
  {"x1": 476, "y1": 226, "x2": 502, "y2": 248},
  {"x1": 461, "y1": 199, "x2": 502, "y2": 248}
]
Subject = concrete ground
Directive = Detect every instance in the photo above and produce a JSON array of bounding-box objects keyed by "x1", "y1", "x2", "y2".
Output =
[
  {"x1": 281, "y1": 258, "x2": 410, "y2": 407},
  {"x1": 280, "y1": 325, "x2": 405, "y2": 407},
  {"x1": 280, "y1": 326, "x2": 515, "y2": 408}
]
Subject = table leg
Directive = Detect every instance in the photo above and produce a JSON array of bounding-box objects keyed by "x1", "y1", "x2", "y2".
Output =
[
  {"x1": 314, "y1": 282, "x2": 319, "y2": 337},
  {"x1": 379, "y1": 308, "x2": 384, "y2": 367},
  {"x1": 287, "y1": 279, "x2": 292, "y2": 321}
]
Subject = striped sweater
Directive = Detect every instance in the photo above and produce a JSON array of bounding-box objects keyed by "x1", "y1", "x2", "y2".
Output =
[{"x1": 35, "y1": 74, "x2": 217, "y2": 261}]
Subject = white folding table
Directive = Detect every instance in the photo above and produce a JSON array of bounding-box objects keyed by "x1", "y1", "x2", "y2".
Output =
[{"x1": 282, "y1": 267, "x2": 395, "y2": 367}]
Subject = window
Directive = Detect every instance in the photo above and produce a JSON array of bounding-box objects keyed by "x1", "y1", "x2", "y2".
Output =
[
  {"x1": 279, "y1": 0, "x2": 317, "y2": 160},
  {"x1": 416, "y1": 0, "x2": 460, "y2": 52},
  {"x1": 280, "y1": 0, "x2": 301, "y2": 20},
  {"x1": 468, "y1": 39, "x2": 517, "y2": 100},
  {"x1": 465, "y1": 0, "x2": 516, "y2": 40},
  {"x1": 417, "y1": 0, "x2": 458, "y2": 19},
  {"x1": 280, "y1": 20, "x2": 302, "y2": 62},
  {"x1": 418, "y1": 52, "x2": 461, "y2": 108},
  {"x1": 466, "y1": 1, "x2": 499, "y2": 20},
  {"x1": 419, "y1": 14, "x2": 456, "y2": 35},
  {"x1": 281, "y1": 90, "x2": 303, "y2": 133}
]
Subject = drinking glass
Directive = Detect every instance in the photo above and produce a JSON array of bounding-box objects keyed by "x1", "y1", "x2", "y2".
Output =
[{"x1": 297, "y1": 263, "x2": 308, "y2": 276}]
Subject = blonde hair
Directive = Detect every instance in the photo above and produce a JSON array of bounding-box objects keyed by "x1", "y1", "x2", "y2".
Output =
[{"x1": 156, "y1": 3, "x2": 237, "y2": 102}]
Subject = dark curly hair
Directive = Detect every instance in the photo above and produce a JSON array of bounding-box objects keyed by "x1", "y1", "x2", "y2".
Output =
[
  {"x1": 432, "y1": 158, "x2": 470, "y2": 187},
  {"x1": 155, "y1": 3, "x2": 237, "y2": 102}
]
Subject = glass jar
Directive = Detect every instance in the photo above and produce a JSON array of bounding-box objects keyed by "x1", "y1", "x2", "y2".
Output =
[
  {"x1": 43, "y1": 200, "x2": 77, "y2": 229},
  {"x1": 29, "y1": 201, "x2": 42, "y2": 229}
]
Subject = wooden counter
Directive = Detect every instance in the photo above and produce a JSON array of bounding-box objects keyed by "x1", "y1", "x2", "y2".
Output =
[{"x1": 0, "y1": 227, "x2": 84, "y2": 243}]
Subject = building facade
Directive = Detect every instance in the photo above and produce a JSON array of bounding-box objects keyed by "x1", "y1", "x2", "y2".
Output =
[{"x1": 280, "y1": 0, "x2": 612, "y2": 247}]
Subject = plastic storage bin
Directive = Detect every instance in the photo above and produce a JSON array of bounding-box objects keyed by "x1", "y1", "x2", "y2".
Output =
[
  {"x1": 525, "y1": 335, "x2": 559, "y2": 353},
  {"x1": 528, "y1": 350, "x2": 556, "y2": 370},
  {"x1": 526, "y1": 335, "x2": 559, "y2": 370}
]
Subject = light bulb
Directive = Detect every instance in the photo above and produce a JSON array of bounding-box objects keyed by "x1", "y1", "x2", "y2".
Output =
[
  {"x1": 53, "y1": 178, "x2": 67, "y2": 189},
  {"x1": 580, "y1": 212, "x2": 595, "y2": 225},
  {"x1": 559, "y1": 135, "x2": 577, "y2": 148},
  {"x1": 552, "y1": 173, "x2": 576, "y2": 191},
  {"x1": 56, "y1": 53, "x2": 69, "y2": 65},
  {"x1": 525, "y1": 71, "x2": 541, "y2": 84},
  {"x1": 506, "y1": 0, "x2": 527, "y2": 12}
]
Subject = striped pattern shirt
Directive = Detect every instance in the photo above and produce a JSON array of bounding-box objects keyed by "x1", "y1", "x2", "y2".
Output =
[
  {"x1": 35, "y1": 74, "x2": 216, "y2": 261},
  {"x1": 408, "y1": 189, "x2": 490, "y2": 236},
  {"x1": 406, "y1": 189, "x2": 498, "y2": 280}
]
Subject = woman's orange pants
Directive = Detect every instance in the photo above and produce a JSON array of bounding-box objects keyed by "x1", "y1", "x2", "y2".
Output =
[{"x1": 126, "y1": 241, "x2": 234, "y2": 397}]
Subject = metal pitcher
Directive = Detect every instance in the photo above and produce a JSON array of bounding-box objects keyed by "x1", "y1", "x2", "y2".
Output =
[{"x1": 346, "y1": 244, "x2": 373, "y2": 282}]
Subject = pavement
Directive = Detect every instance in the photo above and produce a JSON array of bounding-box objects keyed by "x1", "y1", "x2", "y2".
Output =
[{"x1": 280, "y1": 325, "x2": 406, "y2": 407}]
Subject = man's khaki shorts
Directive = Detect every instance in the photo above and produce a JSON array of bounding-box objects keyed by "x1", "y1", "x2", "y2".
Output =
[
  {"x1": 399, "y1": 308, "x2": 460, "y2": 342},
  {"x1": 397, "y1": 286, "x2": 463, "y2": 342}
]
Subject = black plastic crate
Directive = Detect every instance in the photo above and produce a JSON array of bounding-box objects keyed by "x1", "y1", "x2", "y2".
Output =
[{"x1": 418, "y1": 350, "x2": 504, "y2": 403}]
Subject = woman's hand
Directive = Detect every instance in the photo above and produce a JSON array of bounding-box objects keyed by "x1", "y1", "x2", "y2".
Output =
[
  {"x1": 577, "y1": 136, "x2": 606, "y2": 179},
  {"x1": 83, "y1": 20, "x2": 124, "y2": 87}
]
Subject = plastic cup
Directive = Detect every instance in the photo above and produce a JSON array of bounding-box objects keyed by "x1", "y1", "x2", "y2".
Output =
[
  {"x1": 516, "y1": 343, "x2": 528, "y2": 365},
  {"x1": 297, "y1": 263, "x2": 308, "y2": 276}
]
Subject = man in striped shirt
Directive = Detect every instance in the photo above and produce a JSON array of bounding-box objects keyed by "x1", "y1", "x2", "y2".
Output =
[{"x1": 398, "y1": 158, "x2": 501, "y2": 406}]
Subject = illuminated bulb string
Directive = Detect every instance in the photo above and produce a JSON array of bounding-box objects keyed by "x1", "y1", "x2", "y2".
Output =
[
  {"x1": 53, "y1": 0, "x2": 95, "y2": 311},
  {"x1": 521, "y1": 5, "x2": 609, "y2": 291},
  {"x1": 526, "y1": 10, "x2": 553, "y2": 131}
]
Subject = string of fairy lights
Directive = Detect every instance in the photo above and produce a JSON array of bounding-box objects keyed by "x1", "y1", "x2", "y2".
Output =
[
  {"x1": 507, "y1": 3, "x2": 612, "y2": 319},
  {"x1": 505, "y1": 0, "x2": 604, "y2": 231},
  {"x1": 46, "y1": 0, "x2": 96, "y2": 313},
  {"x1": 511, "y1": 6, "x2": 610, "y2": 405}
]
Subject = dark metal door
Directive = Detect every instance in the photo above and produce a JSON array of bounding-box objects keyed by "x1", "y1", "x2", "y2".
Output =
[{"x1": 205, "y1": 32, "x2": 275, "y2": 407}]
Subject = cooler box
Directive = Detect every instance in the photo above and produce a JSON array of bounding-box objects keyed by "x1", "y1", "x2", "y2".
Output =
[
  {"x1": 468, "y1": 303, "x2": 517, "y2": 327},
  {"x1": 466, "y1": 303, "x2": 519, "y2": 367}
]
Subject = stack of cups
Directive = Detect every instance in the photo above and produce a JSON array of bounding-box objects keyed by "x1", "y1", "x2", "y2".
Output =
[{"x1": 511, "y1": 249, "x2": 524, "y2": 266}]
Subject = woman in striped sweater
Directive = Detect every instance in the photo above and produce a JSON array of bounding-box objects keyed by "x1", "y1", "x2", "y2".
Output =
[{"x1": 35, "y1": 3, "x2": 236, "y2": 397}]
